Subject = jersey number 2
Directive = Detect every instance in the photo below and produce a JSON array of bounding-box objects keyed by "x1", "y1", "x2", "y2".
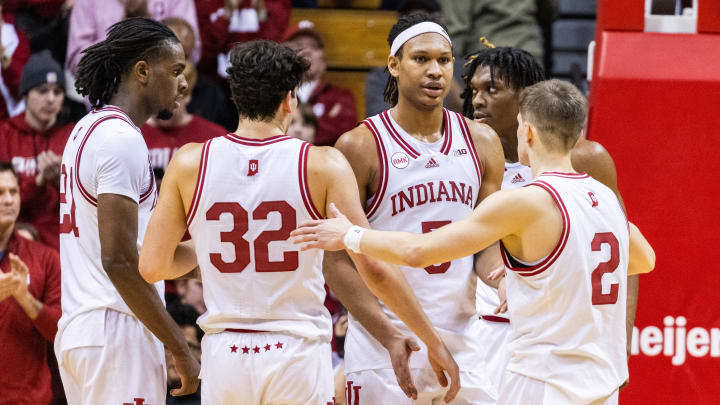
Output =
[
  {"x1": 206, "y1": 201, "x2": 298, "y2": 273},
  {"x1": 591, "y1": 232, "x2": 620, "y2": 305},
  {"x1": 59, "y1": 164, "x2": 79, "y2": 236}
]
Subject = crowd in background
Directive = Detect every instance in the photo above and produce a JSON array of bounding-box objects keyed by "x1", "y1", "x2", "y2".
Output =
[{"x1": 0, "y1": 0, "x2": 552, "y2": 404}]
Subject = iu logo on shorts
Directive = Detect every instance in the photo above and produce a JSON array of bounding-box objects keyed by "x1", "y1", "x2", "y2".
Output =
[
  {"x1": 123, "y1": 399, "x2": 148, "y2": 405},
  {"x1": 248, "y1": 159, "x2": 259, "y2": 176}
]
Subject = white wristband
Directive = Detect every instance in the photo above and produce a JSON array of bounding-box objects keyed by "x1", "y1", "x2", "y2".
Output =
[{"x1": 343, "y1": 225, "x2": 366, "y2": 254}]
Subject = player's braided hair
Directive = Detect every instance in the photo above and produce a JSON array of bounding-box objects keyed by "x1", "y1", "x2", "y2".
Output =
[
  {"x1": 75, "y1": 17, "x2": 179, "y2": 109},
  {"x1": 461, "y1": 41, "x2": 545, "y2": 118},
  {"x1": 384, "y1": 11, "x2": 448, "y2": 107},
  {"x1": 226, "y1": 40, "x2": 309, "y2": 121}
]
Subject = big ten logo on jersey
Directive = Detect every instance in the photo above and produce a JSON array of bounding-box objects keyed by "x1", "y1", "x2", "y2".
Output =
[
  {"x1": 390, "y1": 180, "x2": 474, "y2": 216},
  {"x1": 123, "y1": 399, "x2": 148, "y2": 405},
  {"x1": 247, "y1": 159, "x2": 259, "y2": 176},
  {"x1": 206, "y1": 200, "x2": 297, "y2": 273},
  {"x1": 453, "y1": 148, "x2": 468, "y2": 157},
  {"x1": 346, "y1": 381, "x2": 362, "y2": 405}
]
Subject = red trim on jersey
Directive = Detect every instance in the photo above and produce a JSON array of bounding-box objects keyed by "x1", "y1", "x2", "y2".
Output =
[
  {"x1": 225, "y1": 328, "x2": 270, "y2": 333},
  {"x1": 539, "y1": 172, "x2": 590, "y2": 179},
  {"x1": 92, "y1": 106, "x2": 141, "y2": 132},
  {"x1": 139, "y1": 164, "x2": 156, "y2": 204},
  {"x1": 298, "y1": 142, "x2": 323, "y2": 220},
  {"x1": 73, "y1": 114, "x2": 134, "y2": 207},
  {"x1": 481, "y1": 315, "x2": 510, "y2": 323},
  {"x1": 455, "y1": 112, "x2": 483, "y2": 192},
  {"x1": 379, "y1": 110, "x2": 420, "y2": 159},
  {"x1": 362, "y1": 119, "x2": 389, "y2": 219},
  {"x1": 224, "y1": 133, "x2": 292, "y2": 146},
  {"x1": 186, "y1": 139, "x2": 212, "y2": 226},
  {"x1": 501, "y1": 180, "x2": 570, "y2": 277},
  {"x1": 439, "y1": 108, "x2": 453, "y2": 155}
]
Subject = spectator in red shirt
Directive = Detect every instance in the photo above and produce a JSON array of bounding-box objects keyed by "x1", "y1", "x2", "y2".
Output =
[
  {"x1": 141, "y1": 61, "x2": 227, "y2": 174},
  {"x1": 0, "y1": 6, "x2": 32, "y2": 120},
  {"x1": 285, "y1": 21, "x2": 357, "y2": 146},
  {"x1": 0, "y1": 50, "x2": 73, "y2": 250},
  {"x1": 0, "y1": 161, "x2": 62, "y2": 405}
]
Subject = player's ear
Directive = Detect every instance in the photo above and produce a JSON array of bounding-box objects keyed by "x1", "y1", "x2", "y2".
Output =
[
  {"x1": 280, "y1": 90, "x2": 294, "y2": 115},
  {"x1": 134, "y1": 60, "x2": 150, "y2": 85},
  {"x1": 388, "y1": 54, "x2": 401, "y2": 78}
]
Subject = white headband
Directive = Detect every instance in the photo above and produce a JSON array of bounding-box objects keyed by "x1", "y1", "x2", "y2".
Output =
[{"x1": 390, "y1": 22, "x2": 452, "y2": 56}]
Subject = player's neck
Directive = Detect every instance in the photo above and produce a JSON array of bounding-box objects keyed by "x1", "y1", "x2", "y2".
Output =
[
  {"x1": 234, "y1": 117, "x2": 286, "y2": 140},
  {"x1": 0, "y1": 222, "x2": 13, "y2": 251},
  {"x1": 391, "y1": 99, "x2": 444, "y2": 141},
  {"x1": 529, "y1": 152, "x2": 575, "y2": 178},
  {"x1": 499, "y1": 127, "x2": 519, "y2": 163},
  {"x1": 109, "y1": 91, "x2": 152, "y2": 128}
]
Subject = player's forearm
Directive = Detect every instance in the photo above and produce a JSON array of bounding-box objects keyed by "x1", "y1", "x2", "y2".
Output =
[
  {"x1": 474, "y1": 243, "x2": 503, "y2": 289},
  {"x1": 349, "y1": 253, "x2": 443, "y2": 348},
  {"x1": 323, "y1": 251, "x2": 405, "y2": 348},
  {"x1": 357, "y1": 229, "x2": 438, "y2": 269},
  {"x1": 104, "y1": 258, "x2": 190, "y2": 355},
  {"x1": 626, "y1": 275, "x2": 639, "y2": 356},
  {"x1": 140, "y1": 242, "x2": 197, "y2": 283}
]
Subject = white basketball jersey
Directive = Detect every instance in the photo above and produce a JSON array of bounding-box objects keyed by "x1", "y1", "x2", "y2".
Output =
[
  {"x1": 475, "y1": 161, "x2": 533, "y2": 319},
  {"x1": 187, "y1": 134, "x2": 331, "y2": 342},
  {"x1": 345, "y1": 109, "x2": 484, "y2": 372},
  {"x1": 57, "y1": 106, "x2": 162, "y2": 337},
  {"x1": 502, "y1": 172, "x2": 629, "y2": 401}
]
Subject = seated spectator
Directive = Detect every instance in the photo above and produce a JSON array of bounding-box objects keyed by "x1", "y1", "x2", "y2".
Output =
[
  {"x1": 287, "y1": 102, "x2": 317, "y2": 144},
  {"x1": 176, "y1": 279, "x2": 206, "y2": 315},
  {"x1": 0, "y1": 50, "x2": 74, "y2": 250},
  {"x1": 0, "y1": 161, "x2": 62, "y2": 405},
  {"x1": 166, "y1": 301, "x2": 202, "y2": 405},
  {"x1": 65, "y1": 0, "x2": 201, "y2": 76},
  {"x1": 0, "y1": 4, "x2": 31, "y2": 119},
  {"x1": 285, "y1": 21, "x2": 357, "y2": 146},
  {"x1": 142, "y1": 61, "x2": 227, "y2": 174}
]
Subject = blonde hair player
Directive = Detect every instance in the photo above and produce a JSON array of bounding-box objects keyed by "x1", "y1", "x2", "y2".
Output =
[{"x1": 293, "y1": 80, "x2": 656, "y2": 405}]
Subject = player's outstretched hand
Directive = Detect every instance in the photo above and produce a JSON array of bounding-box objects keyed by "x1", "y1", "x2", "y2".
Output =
[
  {"x1": 386, "y1": 334, "x2": 421, "y2": 400},
  {"x1": 291, "y1": 203, "x2": 354, "y2": 251},
  {"x1": 427, "y1": 341, "x2": 461, "y2": 403},
  {"x1": 170, "y1": 351, "x2": 200, "y2": 397}
]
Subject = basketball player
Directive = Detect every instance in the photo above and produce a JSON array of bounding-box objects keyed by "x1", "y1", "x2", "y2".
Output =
[
  {"x1": 55, "y1": 18, "x2": 199, "y2": 404},
  {"x1": 323, "y1": 11, "x2": 503, "y2": 404},
  {"x1": 461, "y1": 45, "x2": 643, "y2": 392},
  {"x1": 292, "y1": 80, "x2": 656, "y2": 405},
  {"x1": 138, "y1": 40, "x2": 460, "y2": 405}
]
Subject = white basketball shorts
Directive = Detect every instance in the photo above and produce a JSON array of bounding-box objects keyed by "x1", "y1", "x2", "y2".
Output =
[
  {"x1": 498, "y1": 370, "x2": 619, "y2": 405},
  {"x1": 201, "y1": 330, "x2": 335, "y2": 405},
  {"x1": 56, "y1": 309, "x2": 166, "y2": 405}
]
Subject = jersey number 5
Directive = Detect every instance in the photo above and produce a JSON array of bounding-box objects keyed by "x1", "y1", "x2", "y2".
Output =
[
  {"x1": 591, "y1": 232, "x2": 620, "y2": 305},
  {"x1": 421, "y1": 220, "x2": 451, "y2": 274},
  {"x1": 206, "y1": 201, "x2": 298, "y2": 273}
]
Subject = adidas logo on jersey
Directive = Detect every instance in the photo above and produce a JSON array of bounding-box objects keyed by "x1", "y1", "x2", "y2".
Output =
[
  {"x1": 511, "y1": 173, "x2": 525, "y2": 183},
  {"x1": 425, "y1": 158, "x2": 439, "y2": 168}
]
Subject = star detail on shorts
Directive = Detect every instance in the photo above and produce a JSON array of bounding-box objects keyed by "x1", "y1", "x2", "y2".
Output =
[
  {"x1": 253, "y1": 346, "x2": 260, "y2": 353},
  {"x1": 230, "y1": 345, "x2": 238, "y2": 353},
  {"x1": 275, "y1": 341, "x2": 283, "y2": 349},
  {"x1": 242, "y1": 346, "x2": 250, "y2": 354},
  {"x1": 264, "y1": 344, "x2": 271, "y2": 352}
]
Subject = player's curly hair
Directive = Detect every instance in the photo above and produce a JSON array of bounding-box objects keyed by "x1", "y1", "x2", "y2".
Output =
[
  {"x1": 461, "y1": 43, "x2": 545, "y2": 118},
  {"x1": 227, "y1": 40, "x2": 310, "y2": 121},
  {"x1": 75, "y1": 17, "x2": 180, "y2": 109},
  {"x1": 384, "y1": 11, "x2": 449, "y2": 107}
]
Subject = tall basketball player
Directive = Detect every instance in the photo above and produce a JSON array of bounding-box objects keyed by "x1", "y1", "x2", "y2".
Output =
[
  {"x1": 323, "y1": 11, "x2": 503, "y2": 405},
  {"x1": 292, "y1": 80, "x2": 656, "y2": 405},
  {"x1": 138, "y1": 40, "x2": 460, "y2": 405},
  {"x1": 55, "y1": 18, "x2": 199, "y2": 404},
  {"x1": 461, "y1": 45, "x2": 645, "y2": 393}
]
